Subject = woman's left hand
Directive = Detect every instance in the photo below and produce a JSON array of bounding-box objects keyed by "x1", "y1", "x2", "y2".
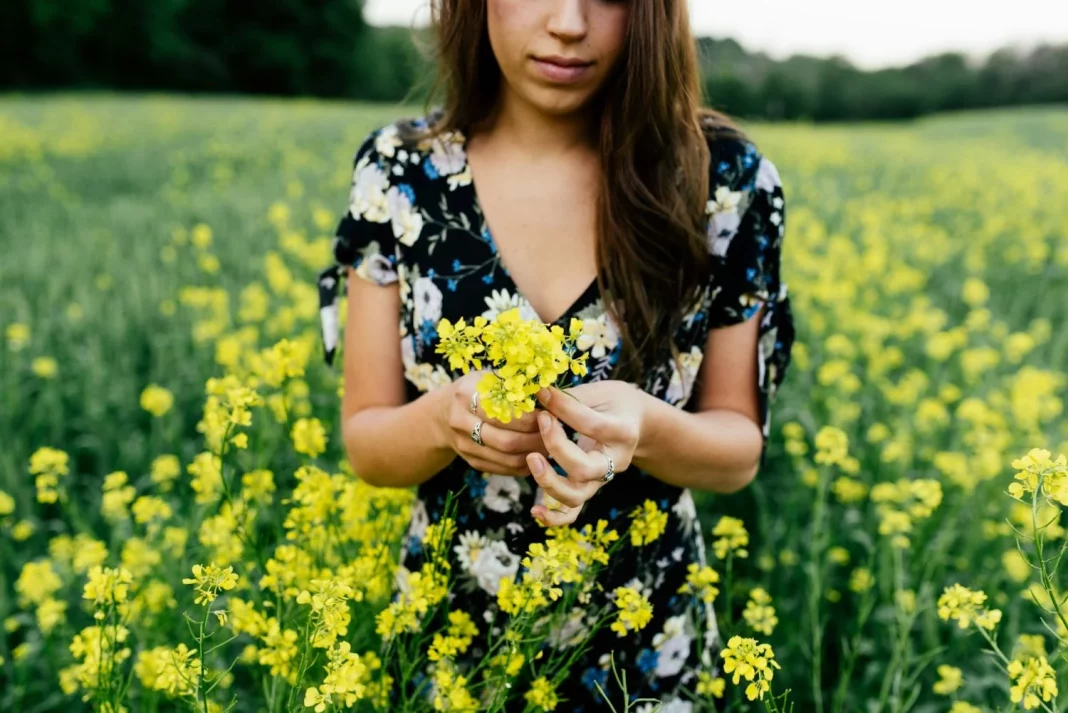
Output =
[{"x1": 527, "y1": 381, "x2": 648, "y2": 526}]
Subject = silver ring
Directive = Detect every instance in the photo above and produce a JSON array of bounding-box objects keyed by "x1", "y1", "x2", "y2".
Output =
[
  {"x1": 470, "y1": 391, "x2": 480, "y2": 415},
  {"x1": 471, "y1": 420, "x2": 484, "y2": 446},
  {"x1": 599, "y1": 450, "x2": 615, "y2": 484}
]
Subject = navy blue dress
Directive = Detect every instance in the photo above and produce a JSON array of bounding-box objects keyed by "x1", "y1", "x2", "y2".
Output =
[{"x1": 317, "y1": 115, "x2": 794, "y2": 712}]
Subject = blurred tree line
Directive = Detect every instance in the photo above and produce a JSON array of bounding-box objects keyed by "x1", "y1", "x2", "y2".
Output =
[{"x1": 1, "y1": 0, "x2": 1065, "y2": 121}]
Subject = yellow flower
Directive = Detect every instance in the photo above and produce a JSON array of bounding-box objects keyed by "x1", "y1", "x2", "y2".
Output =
[
  {"x1": 151, "y1": 454, "x2": 182, "y2": 490},
  {"x1": 0, "y1": 490, "x2": 14, "y2": 517},
  {"x1": 712, "y1": 516, "x2": 749, "y2": 559},
  {"x1": 291, "y1": 417, "x2": 327, "y2": 458},
  {"x1": 5, "y1": 322, "x2": 30, "y2": 350},
  {"x1": 949, "y1": 703, "x2": 981, "y2": 713},
  {"x1": 12, "y1": 519, "x2": 34, "y2": 541},
  {"x1": 438, "y1": 308, "x2": 585, "y2": 422},
  {"x1": 628, "y1": 499, "x2": 668, "y2": 547},
  {"x1": 933, "y1": 664, "x2": 962, "y2": 695},
  {"x1": 743, "y1": 587, "x2": 778, "y2": 635},
  {"x1": 182, "y1": 563, "x2": 239, "y2": 606},
  {"x1": 431, "y1": 664, "x2": 478, "y2": 712},
  {"x1": 961, "y1": 277, "x2": 989, "y2": 306},
  {"x1": 191, "y1": 222, "x2": 213, "y2": 248},
  {"x1": 849, "y1": 567, "x2": 874, "y2": 593},
  {"x1": 696, "y1": 670, "x2": 725, "y2": 698},
  {"x1": 31, "y1": 356, "x2": 58, "y2": 378},
  {"x1": 610, "y1": 586, "x2": 653, "y2": 636},
  {"x1": 83, "y1": 566, "x2": 134, "y2": 615},
  {"x1": 140, "y1": 384, "x2": 175, "y2": 417},
  {"x1": 16, "y1": 559, "x2": 62, "y2": 607},
  {"x1": 524, "y1": 677, "x2": 559, "y2": 711},
  {"x1": 1009, "y1": 448, "x2": 1068, "y2": 505},
  {"x1": 678, "y1": 563, "x2": 720, "y2": 604},
  {"x1": 1008, "y1": 654, "x2": 1058, "y2": 710},
  {"x1": 720, "y1": 635, "x2": 781, "y2": 701},
  {"x1": 937, "y1": 584, "x2": 1001, "y2": 631},
  {"x1": 435, "y1": 316, "x2": 486, "y2": 373},
  {"x1": 814, "y1": 425, "x2": 849, "y2": 466}
]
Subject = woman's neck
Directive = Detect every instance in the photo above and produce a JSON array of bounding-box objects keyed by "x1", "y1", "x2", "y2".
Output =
[{"x1": 480, "y1": 85, "x2": 596, "y2": 159}]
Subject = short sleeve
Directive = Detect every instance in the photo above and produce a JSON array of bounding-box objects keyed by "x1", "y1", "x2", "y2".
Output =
[
  {"x1": 705, "y1": 140, "x2": 796, "y2": 466},
  {"x1": 334, "y1": 131, "x2": 401, "y2": 287},
  {"x1": 317, "y1": 129, "x2": 401, "y2": 366}
]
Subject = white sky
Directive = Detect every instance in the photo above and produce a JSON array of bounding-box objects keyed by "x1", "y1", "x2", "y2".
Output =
[{"x1": 364, "y1": 0, "x2": 1068, "y2": 69}]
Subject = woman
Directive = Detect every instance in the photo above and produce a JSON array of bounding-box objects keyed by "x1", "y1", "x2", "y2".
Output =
[{"x1": 316, "y1": 0, "x2": 794, "y2": 709}]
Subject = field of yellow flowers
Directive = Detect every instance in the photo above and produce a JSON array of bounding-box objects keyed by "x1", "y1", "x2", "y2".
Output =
[{"x1": 1, "y1": 94, "x2": 1067, "y2": 712}]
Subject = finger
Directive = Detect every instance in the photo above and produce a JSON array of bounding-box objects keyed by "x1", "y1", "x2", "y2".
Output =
[
  {"x1": 536, "y1": 411, "x2": 603, "y2": 485},
  {"x1": 536, "y1": 386, "x2": 619, "y2": 443},
  {"x1": 458, "y1": 436, "x2": 531, "y2": 472},
  {"x1": 527, "y1": 453, "x2": 587, "y2": 509},
  {"x1": 456, "y1": 409, "x2": 547, "y2": 457},
  {"x1": 478, "y1": 419, "x2": 549, "y2": 455},
  {"x1": 494, "y1": 408, "x2": 540, "y2": 433},
  {"x1": 461, "y1": 454, "x2": 530, "y2": 477},
  {"x1": 531, "y1": 502, "x2": 580, "y2": 527}
]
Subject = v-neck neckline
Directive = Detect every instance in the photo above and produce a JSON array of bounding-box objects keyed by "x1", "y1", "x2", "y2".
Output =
[{"x1": 457, "y1": 128, "x2": 599, "y2": 326}]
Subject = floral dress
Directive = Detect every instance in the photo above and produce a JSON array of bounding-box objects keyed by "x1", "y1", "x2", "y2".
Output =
[{"x1": 316, "y1": 115, "x2": 795, "y2": 712}]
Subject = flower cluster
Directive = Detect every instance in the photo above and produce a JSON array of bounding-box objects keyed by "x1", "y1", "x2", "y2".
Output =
[
  {"x1": 610, "y1": 586, "x2": 653, "y2": 636},
  {"x1": 677, "y1": 564, "x2": 721, "y2": 604},
  {"x1": 937, "y1": 584, "x2": 1003, "y2": 631},
  {"x1": 1007, "y1": 654, "x2": 1058, "y2": 710},
  {"x1": 1008, "y1": 448, "x2": 1068, "y2": 506},
  {"x1": 436, "y1": 307, "x2": 587, "y2": 423},
  {"x1": 29, "y1": 446, "x2": 69, "y2": 504},
  {"x1": 720, "y1": 635, "x2": 781, "y2": 701},
  {"x1": 870, "y1": 478, "x2": 943, "y2": 549}
]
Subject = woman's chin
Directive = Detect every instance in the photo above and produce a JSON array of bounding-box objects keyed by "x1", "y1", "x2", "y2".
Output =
[{"x1": 526, "y1": 90, "x2": 596, "y2": 118}]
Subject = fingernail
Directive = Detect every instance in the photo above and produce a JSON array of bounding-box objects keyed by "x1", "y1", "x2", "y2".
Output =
[
  {"x1": 538, "y1": 412, "x2": 551, "y2": 431},
  {"x1": 538, "y1": 388, "x2": 551, "y2": 403},
  {"x1": 530, "y1": 455, "x2": 544, "y2": 476}
]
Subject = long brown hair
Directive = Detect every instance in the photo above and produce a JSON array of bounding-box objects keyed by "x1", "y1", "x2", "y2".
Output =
[{"x1": 425, "y1": 0, "x2": 746, "y2": 381}]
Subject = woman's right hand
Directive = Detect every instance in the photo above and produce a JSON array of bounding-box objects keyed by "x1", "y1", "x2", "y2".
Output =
[{"x1": 439, "y1": 371, "x2": 549, "y2": 477}]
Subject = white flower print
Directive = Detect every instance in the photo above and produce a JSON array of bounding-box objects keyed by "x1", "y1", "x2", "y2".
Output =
[
  {"x1": 665, "y1": 346, "x2": 704, "y2": 406},
  {"x1": 374, "y1": 124, "x2": 403, "y2": 159},
  {"x1": 397, "y1": 262, "x2": 412, "y2": 304},
  {"x1": 354, "y1": 246, "x2": 397, "y2": 286},
  {"x1": 407, "y1": 363, "x2": 453, "y2": 393},
  {"x1": 481, "y1": 289, "x2": 539, "y2": 321},
  {"x1": 755, "y1": 155, "x2": 782, "y2": 193},
  {"x1": 652, "y1": 615, "x2": 693, "y2": 678},
  {"x1": 547, "y1": 607, "x2": 588, "y2": 649},
  {"x1": 350, "y1": 159, "x2": 389, "y2": 223},
  {"x1": 429, "y1": 134, "x2": 467, "y2": 177},
  {"x1": 407, "y1": 499, "x2": 429, "y2": 542},
  {"x1": 413, "y1": 276, "x2": 443, "y2": 326},
  {"x1": 483, "y1": 475, "x2": 521, "y2": 513},
  {"x1": 447, "y1": 164, "x2": 472, "y2": 191},
  {"x1": 386, "y1": 185, "x2": 424, "y2": 246},
  {"x1": 706, "y1": 184, "x2": 742, "y2": 216},
  {"x1": 655, "y1": 698, "x2": 694, "y2": 713},
  {"x1": 575, "y1": 312, "x2": 621, "y2": 359},
  {"x1": 672, "y1": 490, "x2": 698, "y2": 531},
  {"x1": 469, "y1": 540, "x2": 520, "y2": 595},
  {"x1": 707, "y1": 185, "x2": 745, "y2": 257},
  {"x1": 454, "y1": 531, "x2": 489, "y2": 572}
]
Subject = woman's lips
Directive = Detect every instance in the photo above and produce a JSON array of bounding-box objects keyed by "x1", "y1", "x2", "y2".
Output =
[{"x1": 532, "y1": 57, "x2": 594, "y2": 84}]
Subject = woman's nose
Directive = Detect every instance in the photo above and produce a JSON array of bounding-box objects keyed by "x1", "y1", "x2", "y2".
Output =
[{"x1": 546, "y1": 0, "x2": 589, "y2": 42}]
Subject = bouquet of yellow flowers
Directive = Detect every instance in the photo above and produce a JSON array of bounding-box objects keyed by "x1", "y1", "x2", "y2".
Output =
[{"x1": 435, "y1": 307, "x2": 588, "y2": 423}]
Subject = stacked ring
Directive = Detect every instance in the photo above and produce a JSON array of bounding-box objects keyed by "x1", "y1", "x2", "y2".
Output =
[
  {"x1": 470, "y1": 391, "x2": 480, "y2": 415},
  {"x1": 471, "y1": 420, "x2": 484, "y2": 446}
]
